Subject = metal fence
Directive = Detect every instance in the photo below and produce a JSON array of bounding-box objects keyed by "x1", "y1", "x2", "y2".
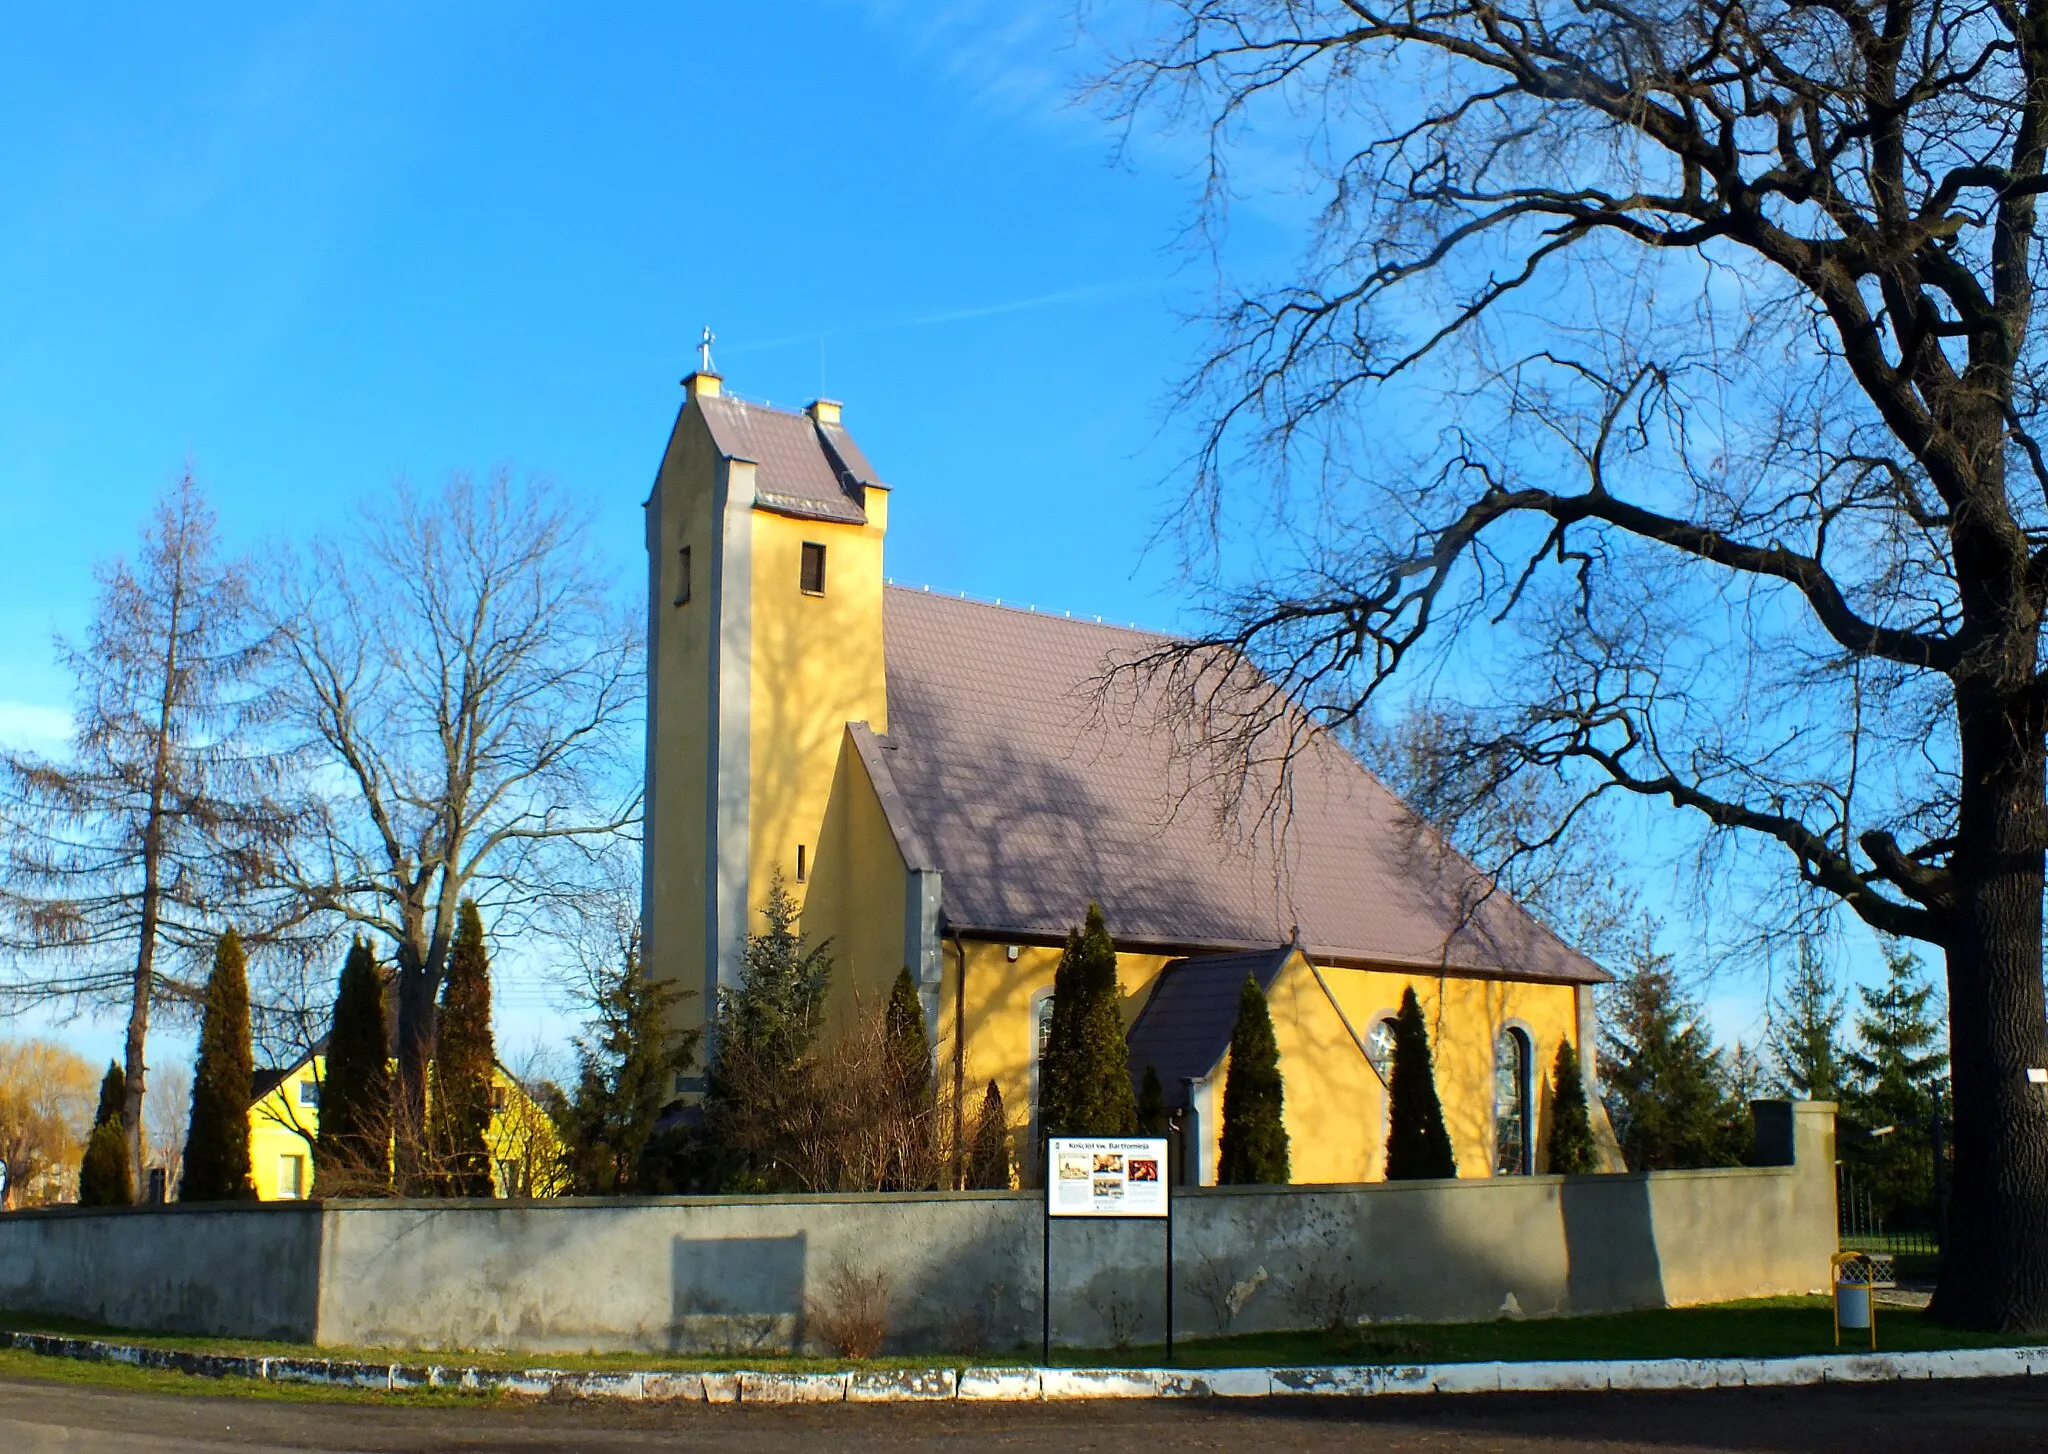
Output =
[{"x1": 1836, "y1": 1160, "x2": 1942, "y2": 1258}]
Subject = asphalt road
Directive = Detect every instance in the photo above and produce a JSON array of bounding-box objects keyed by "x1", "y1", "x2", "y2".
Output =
[{"x1": 5, "y1": 1374, "x2": 2048, "y2": 1452}]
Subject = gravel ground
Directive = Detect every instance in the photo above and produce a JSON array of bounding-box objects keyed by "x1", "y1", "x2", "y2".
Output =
[{"x1": 5, "y1": 1372, "x2": 2048, "y2": 1453}]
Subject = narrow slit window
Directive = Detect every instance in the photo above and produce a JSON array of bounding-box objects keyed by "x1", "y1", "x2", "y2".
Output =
[
  {"x1": 674, "y1": 545, "x2": 692, "y2": 606},
  {"x1": 800, "y1": 542, "x2": 827, "y2": 595},
  {"x1": 796, "y1": 844, "x2": 807, "y2": 882}
]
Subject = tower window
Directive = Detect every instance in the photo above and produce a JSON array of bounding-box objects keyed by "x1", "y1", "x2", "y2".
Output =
[
  {"x1": 796, "y1": 844, "x2": 807, "y2": 882},
  {"x1": 674, "y1": 545, "x2": 692, "y2": 606},
  {"x1": 800, "y1": 542, "x2": 827, "y2": 595}
]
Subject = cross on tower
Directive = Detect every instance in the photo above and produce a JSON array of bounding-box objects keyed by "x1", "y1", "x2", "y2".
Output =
[{"x1": 698, "y1": 326, "x2": 717, "y2": 376}]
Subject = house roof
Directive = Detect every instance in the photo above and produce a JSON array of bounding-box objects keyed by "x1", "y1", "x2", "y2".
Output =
[
  {"x1": 1123, "y1": 945, "x2": 1298, "y2": 1109},
  {"x1": 876, "y1": 587, "x2": 1606, "y2": 985},
  {"x1": 694, "y1": 394, "x2": 873, "y2": 524}
]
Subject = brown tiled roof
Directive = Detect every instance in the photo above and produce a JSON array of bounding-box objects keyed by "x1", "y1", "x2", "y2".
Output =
[
  {"x1": 1124, "y1": 946, "x2": 1298, "y2": 1108},
  {"x1": 879, "y1": 588, "x2": 1606, "y2": 985},
  {"x1": 695, "y1": 395, "x2": 869, "y2": 524}
]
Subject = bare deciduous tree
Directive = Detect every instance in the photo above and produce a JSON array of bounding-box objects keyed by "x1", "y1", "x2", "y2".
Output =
[
  {"x1": 266, "y1": 471, "x2": 640, "y2": 1183},
  {"x1": 0, "y1": 475, "x2": 288, "y2": 1183},
  {"x1": 143, "y1": 1057, "x2": 191, "y2": 1197},
  {"x1": 1104, "y1": 0, "x2": 2048, "y2": 1328}
]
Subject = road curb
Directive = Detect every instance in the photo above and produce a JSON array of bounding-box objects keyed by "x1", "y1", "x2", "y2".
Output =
[{"x1": 5, "y1": 1330, "x2": 2044, "y2": 1401}]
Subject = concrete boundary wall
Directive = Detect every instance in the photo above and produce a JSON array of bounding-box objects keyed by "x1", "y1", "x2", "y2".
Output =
[{"x1": 0, "y1": 1103, "x2": 1836, "y2": 1354}]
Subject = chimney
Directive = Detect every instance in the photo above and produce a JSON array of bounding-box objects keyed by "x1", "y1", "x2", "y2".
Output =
[{"x1": 806, "y1": 398, "x2": 842, "y2": 427}]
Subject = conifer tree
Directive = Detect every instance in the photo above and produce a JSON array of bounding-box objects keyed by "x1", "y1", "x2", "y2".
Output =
[
  {"x1": 1844, "y1": 939, "x2": 1949, "y2": 1225},
  {"x1": 1039, "y1": 903, "x2": 1137, "y2": 1137},
  {"x1": 1136, "y1": 1065, "x2": 1168, "y2": 1136},
  {"x1": 429, "y1": 901, "x2": 496, "y2": 1197},
  {"x1": 966, "y1": 1080, "x2": 1013, "y2": 1190},
  {"x1": 1218, "y1": 975, "x2": 1290, "y2": 1184},
  {"x1": 557, "y1": 946, "x2": 698, "y2": 1195},
  {"x1": 1600, "y1": 939, "x2": 1748, "y2": 1170},
  {"x1": 180, "y1": 928, "x2": 255, "y2": 1201},
  {"x1": 884, "y1": 966, "x2": 931, "y2": 1105},
  {"x1": 316, "y1": 938, "x2": 392, "y2": 1194},
  {"x1": 79, "y1": 1062, "x2": 134, "y2": 1206},
  {"x1": 1546, "y1": 1040, "x2": 1597, "y2": 1175},
  {"x1": 1767, "y1": 938, "x2": 1849, "y2": 1101},
  {"x1": 1385, "y1": 986, "x2": 1458, "y2": 1179}
]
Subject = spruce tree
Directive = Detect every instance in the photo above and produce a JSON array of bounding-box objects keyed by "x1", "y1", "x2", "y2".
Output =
[
  {"x1": 1136, "y1": 1065, "x2": 1168, "y2": 1136},
  {"x1": 559, "y1": 947, "x2": 699, "y2": 1195},
  {"x1": 79, "y1": 1062, "x2": 135, "y2": 1206},
  {"x1": 1843, "y1": 939, "x2": 1949, "y2": 1226},
  {"x1": 317, "y1": 938, "x2": 392, "y2": 1194},
  {"x1": 1039, "y1": 903, "x2": 1137, "y2": 1137},
  {"x1": 1385, "y1": 986, "x2": 1458, "y2": 1179},
  {"x1": 429, "y1": 901, "x2": 496, "y2": 1197},
  {"x1": 1767, "y1": 938, "x2": 1849, "y2": 1101},
  {"x1": 1599, "y1": 940, "x2": 1749, "y2": 1170},
  {"x1": 180, "y1": 928, "x2": 255, "y2": 1202},
  {"x1": 1546, "y1": 1040, "x2": 1597, "y2": 1175},
  {"x1": 1218, "y1": 975, "x2": 1290, "y2": 1184},
  {"x1": 966, "y1": 1080, "x2": 1013, "y2": 1190}
]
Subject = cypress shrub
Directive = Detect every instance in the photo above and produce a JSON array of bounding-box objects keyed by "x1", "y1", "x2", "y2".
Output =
[
  {"x1": 317, "y1": 938, "x2": 392, "y2": 1194},
  {"x1": 884, "y1": 965, "x2": 931, "y2": 1104},
  {"x1": 1040, "y1": 903, "x2": 1137, "y2": 1137},
  {"x1": 1136, "y1": 1064, "x2": 1168, "y2": 1136},
  {"x1": 79, "y1": 1062, "x2": 134, "y2": 1206},
  {"x1": 430, "y1": 901, "x2": 496, "y2": 1197},
  {"x1": 1217, "y1": 975, "x2": 1290, "y2": 1184},
  {"x1": 180, "y1": 928, "x2": 256, "y2": 1202},
  {"x1": 1546, "y1": 1039, "x2": 1598, "y2": 1174},
  {"x1": 1385, "y1": 986, "x2": 1457, "y2": 1180},
  {"x1": 966, "y1": 1080, "x2": 1012, "y2": 1190},
  {"x1": 558, "y1": 948, "x2": 700, "y2": 1196}
]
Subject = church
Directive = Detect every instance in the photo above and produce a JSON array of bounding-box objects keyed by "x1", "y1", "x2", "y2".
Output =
[{"x1": 641, "y1": 361, "x2": 1621, "y2": 1185}]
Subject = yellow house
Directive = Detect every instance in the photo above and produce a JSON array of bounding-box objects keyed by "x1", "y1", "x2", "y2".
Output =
[
  {"x1": 247, "y1": 1054, "x2": 565, "y2": 1200},
  {"x1": 643, "y1": 365, "x2": 1621, "y2": 1184}
]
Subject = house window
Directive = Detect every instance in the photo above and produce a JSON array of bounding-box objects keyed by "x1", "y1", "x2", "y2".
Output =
[
  {"x1": 795, "y1": 844, "x2": 807, "y2": 883},
  {"x1": 278, "y1": 1154, "x2": 306, "y2": 1199},
  {"x1": 1365, "y1": 1015, "x2": 1397, "y2": 1083},
  {"x1": 675, "y1": 545, "x2": 692, "y2": 606},
  {"x1": 1028, "y1": 990, "x2": 1055, "y2": 1117},
  {"x1": 800, "y1": 542, "x2": 827, "y2": 595},
  {"x1": 490, "y1": 1084, "x2": 508, "y2": 1114},
  {"x1": 298, "y1": 1079, "x2": 320, "y2": 1108},
  {"x1": 1494, "y1": 1027, "x2": 1533, "y2": 1176}
]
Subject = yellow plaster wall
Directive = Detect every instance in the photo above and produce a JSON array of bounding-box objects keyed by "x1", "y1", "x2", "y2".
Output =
[
  {"x1": 802, "y1": 731, "x2": 911, "y2": 1025},
  {"x1": 643, "y1": 406, "x2": 722, "y2": 1052},
  {"x1": 1311, "y1": 968, "x2": 1587, "y2": 1179},
  {"x1": 1258, "y1": 954, "x2": 1383, "y2": 1184},
  {"x1": 244, "y1": 1060, "x2": 564, "y2": 1200},
  {"x1": 940, "y1": 938, "x2": 1174, "y2": 1182},
  {"x1": 746, "y1": 500, "x2": 889, "y2": 940}
]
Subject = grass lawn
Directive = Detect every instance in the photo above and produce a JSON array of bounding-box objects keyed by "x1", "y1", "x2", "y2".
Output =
[{"x1": 2, "y1": 1297, "x2": 2036, "y2": 1381}]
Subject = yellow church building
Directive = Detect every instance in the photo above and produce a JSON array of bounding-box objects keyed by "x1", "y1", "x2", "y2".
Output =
[{"x1": 642, "y1": 364, "x2": 1621, "y2": 1185}]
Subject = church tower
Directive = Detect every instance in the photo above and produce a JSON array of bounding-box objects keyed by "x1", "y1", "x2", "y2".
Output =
[{"x1": 642, "y1": 359, "x2": 890, "y2": 1079}]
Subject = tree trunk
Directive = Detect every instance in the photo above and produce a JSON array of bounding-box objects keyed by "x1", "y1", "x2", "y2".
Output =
[{"x1": 1930, "y1": 686, "x2": 2048, "y2": 1329}]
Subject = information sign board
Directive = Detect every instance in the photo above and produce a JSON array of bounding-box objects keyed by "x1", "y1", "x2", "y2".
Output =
[{"x1": 1047, "y1": 1136, "x2": 1169, "y2": 1218}]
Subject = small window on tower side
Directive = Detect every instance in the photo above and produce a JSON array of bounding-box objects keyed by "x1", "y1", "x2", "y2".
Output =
[
  {"x1": 675, "y1": 545, "x2": 692, "y2": 606},
  {"x1": 800, "y1": 542, "x2": 826, "y2": 596},
  {"x1": 796, "y1": 844, "x2": 808, "y2": 883}
]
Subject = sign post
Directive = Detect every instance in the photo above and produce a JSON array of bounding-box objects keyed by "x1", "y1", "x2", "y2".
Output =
[{"x1": 1043, "y1": 1136, "x2": 1172, "y2": 1363}]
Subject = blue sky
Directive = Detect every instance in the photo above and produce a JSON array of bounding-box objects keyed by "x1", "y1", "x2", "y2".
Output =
[{"x1": 0, "y1": 4, "x2": 1892, "y2": 1075}]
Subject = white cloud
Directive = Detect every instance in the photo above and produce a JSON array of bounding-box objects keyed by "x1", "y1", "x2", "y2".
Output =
[{"x1": 0, "y1": 701, "x2": 71, "y2": 755}]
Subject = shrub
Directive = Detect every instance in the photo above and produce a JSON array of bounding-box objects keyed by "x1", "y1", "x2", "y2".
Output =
[
  {"x1": 1135, "y1": 1064, "x2": 1167, "y2": 1136},
  {"x1": 1384, "y1": 986, "x2": 1457, "y2": 1180},
  {"x1": 1546, "y1": 1039, "x2": 1598, "y2": 1174},
  {"x1": 806, "y1": 1263, "x2": 891, "y2": 1359},
  {"x1": 428, "y1": 901, "x2": 495, "y2": 1197},
  {"x1": 966, "y1": 1079, "x2": 1012, "y2": 1190},
  {"x1": 180, "y1": 928, "x2": 255, "y2": 1202},
  {"x1": 78, "y1": 1060, "x2": 134, "y2": 1207},
  {"x1": 1040, "y1": 903, "x2": 1137, "y2": 1137},
  {"x1": 317, "y1": 938, "x2": 393, "y2": 1195},
  {"x1": 1218, "y1": 975, "x2": 1290, "y2": 1184}
]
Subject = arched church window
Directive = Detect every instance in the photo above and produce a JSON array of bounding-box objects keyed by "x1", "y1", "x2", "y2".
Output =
[
  {"x1": 1494, "y1": 1026, "x2": 1533, "y2": 1176},
  {"x1": 1365, "y1": 1015, "x2": 1397, "y2": 1082}
]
